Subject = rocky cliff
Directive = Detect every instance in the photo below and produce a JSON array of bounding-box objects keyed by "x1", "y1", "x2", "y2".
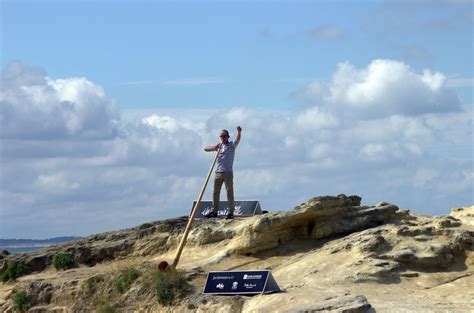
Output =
[{"x1": 0, "y1": 195, "x2": 472, "y2": 312}]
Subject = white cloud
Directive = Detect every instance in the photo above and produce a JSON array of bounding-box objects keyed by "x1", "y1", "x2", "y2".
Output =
[
  {"x1": 34, "y1": 173, "x2": 81, "y2": 193},
  {"x1": 297, "y1": 59, "x2": 462, "y2": 118},
  {"x1": 0, "y1": 60, "x2": 472, "y2": 238},
  {"x1": 309, "y1": 143, "x2": 331, "y2": 159},
  {"x1": 345, "y1": 115, "x2": 432, "y2": 144},
  {"x1": 292, "y1": 81, "x2": 327, "y2": 104},
  {"x1": 224, "y1": 107, "x2": 250, "y2": 123},
  {"x1": 142, "y1": 115, "x2": 180, "y2": 132},
  {"x1": 405, "y1": 143, "x2": 423, "y2": 156},
  {"x1": 284, "y1": 136, "x2": 298, "y2": 148},
  {"x1": 359, "y1": 144, "x2": 385, "y2": 161},
  {"x1": 1, "y1": 61, "x2": 119, "y2": 139},
  {"x1": 295, "y1": 107, "x2": 339, "y2": 131}
]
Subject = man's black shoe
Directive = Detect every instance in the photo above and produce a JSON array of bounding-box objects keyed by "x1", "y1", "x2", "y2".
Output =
[
  {"x1": 204, "y1": 212, "x2": 218, "y2": 219},
  {"x1": 225, "y1": 213, "x2": 234, "y2": 220}
]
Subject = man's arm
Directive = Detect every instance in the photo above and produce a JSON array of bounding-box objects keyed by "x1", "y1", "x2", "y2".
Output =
[
  {"x1": 235, "y1": 126, "x2": 242, "y2": 144},
  {"x1": 204, "y1": 144, "x2": 219, "y2": 152}
]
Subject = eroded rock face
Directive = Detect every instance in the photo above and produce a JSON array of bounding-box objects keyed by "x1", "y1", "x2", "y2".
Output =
[
  {"x1": 0, "y1": 251, "x2": 9, "y2": 272},
  {"x1": 0, "y1": 250, "x2": 10, "y2": 259},
  {"x1": 27, "y1": 281, "x2": 55, "y2": 306},
  {"x1": 1, "y1": 217, "x2": 183, "y2": 273},
  {"x1": 326, "y1": 211, "x2": 474, "y2": 283},
  {"x1": 225, "y1": 195, "x2": 399, "y2": 255},
  {"x1": 451, "y1": 205, "x2": 474, "y2": 227},
  {"x1": 5, "y1": 195, "x2": 471, "y2": 280},
  {"x1": 2, "y1": 195, "x2": 397, "y2": 274},
  {"x1": 1, "y1": 195, "x2": 473, "y2": 312}
]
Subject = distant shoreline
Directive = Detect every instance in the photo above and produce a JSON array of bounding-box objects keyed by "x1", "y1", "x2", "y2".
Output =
[
  {"x1": 0, "y1": 236, "x2": 80, "y2": 254},
  {"x1": 2, "y1": 246, "x2": 47, "y2": 254}
]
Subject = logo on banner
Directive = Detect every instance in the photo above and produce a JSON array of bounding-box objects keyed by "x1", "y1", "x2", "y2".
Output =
[
  {"x1": 212, "y1": 275, "x2": 234, "y2": 280},
  {"x1": 231, "y1": 282, "x2": 239, "y2": 290},
  {"x1": 243, "y1": 274, "x2": 262, "y2": 280},
  {"x1": 202, "y1": 207, "x2": 243, "y2": 216},
  {"x1": 216, "y1": 283, "x2": 224, "y2": 289},
  {"x1": 196, "y1": 201, "x2": 262, "y2": 218}
]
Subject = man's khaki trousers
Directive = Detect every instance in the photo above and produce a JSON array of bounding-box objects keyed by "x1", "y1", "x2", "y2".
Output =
[{"x1": 212, "y1": 172, "x2": 234, "y2": 214}]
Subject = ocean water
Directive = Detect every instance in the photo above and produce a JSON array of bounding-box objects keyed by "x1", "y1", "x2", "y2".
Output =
[{"x1": 2, "y1": 246, "x2": 46, "y2": 254}]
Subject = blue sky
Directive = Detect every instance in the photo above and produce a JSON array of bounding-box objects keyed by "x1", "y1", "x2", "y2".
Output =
[
  {"x1": 1, "y1": 0, "x2": 473, "y2": 238},
  {"x1": 3, "y1": 0, "x2": 472, "y2": 109}
]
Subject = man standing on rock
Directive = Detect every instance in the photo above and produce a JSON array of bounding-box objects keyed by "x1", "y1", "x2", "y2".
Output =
[{"x1": 204, "y1": 126, "x2": 242, "y2": 219}]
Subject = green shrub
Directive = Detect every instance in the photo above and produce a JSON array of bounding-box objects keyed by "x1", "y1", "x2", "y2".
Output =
[
  {"x1": 154, "y1": 270, "x2": 191, "y2": 305},
  {"x1": 86, "y1": 275, "x2": 105, "y2": 291},
  {"x1": 53, "y1": 253, "x2": 75, "y2": 270},
  {"x1": 13, "y1": 290, "x2": 30, "y2": 312},
  {"x1": 97, "y1": 303, "x2": 116, "y2": 313},
  {"x1": 115, "y1": 267, "x2": 140, "y2": 293},
  {"x1": 139, "y1": 223, "x2": 153, "y2": 230},
  {"x1": 0, "y1": 261, "x2": 28, "y2": 283}
]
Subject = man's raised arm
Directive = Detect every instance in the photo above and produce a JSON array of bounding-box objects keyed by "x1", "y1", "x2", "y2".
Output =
[{"x1": 235, "y1": 126, "x2": 242, "y2": 143}]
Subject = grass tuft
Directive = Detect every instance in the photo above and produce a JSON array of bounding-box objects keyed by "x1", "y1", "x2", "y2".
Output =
[
  {"x1": 13, "y1": 290, "x2": 31, "y2": 312},
  {"x1": 153, "y1": 270, "x2": 191, "y2": 305},
  {"x1": 0, "y1": 261, "x2": 28, "y2": 283},
  {"x1": 53, "y1": 253, "x2": 76, "y2": 270},
  {"x1": 139, "y1": 223, "x2": 153, "y2": 230},
  {"x1": 115, "y1": 267, "x2": 140, "y2": 293},
  {"x1": 97, "y1": 303, "x2": 117, "y2": 313},
  {"x1": 86, "y1": 275, "x2": 105, "y2": 292}
]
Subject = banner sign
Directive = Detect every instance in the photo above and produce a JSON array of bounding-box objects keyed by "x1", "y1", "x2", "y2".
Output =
[
  {"x1": 203, "y1": 270, "x2": 280, "y2": 295},
  {"x1": 194, "y1": 201, "x2": 262, "y2": 218}
]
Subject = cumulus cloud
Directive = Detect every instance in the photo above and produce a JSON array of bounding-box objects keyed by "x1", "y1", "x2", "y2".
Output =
[
  {"x1": 295, "y1": 59, "x2": 462, "y2": 118},
  {"x1": 359, "y1": 143, "x2": 385, "y2": 161},
  {"x1": 0, "y1": 60, "x2": 472, "y2": 238},
  {"x1": 1, "y1": 61, "x2": 119, "y2": 139},
  {"x1": 142, "y1": 115, "x2": 180, "y2": 132},
  {"x1": 294, "y1": 107, "x2": 339, "y2": 131}
]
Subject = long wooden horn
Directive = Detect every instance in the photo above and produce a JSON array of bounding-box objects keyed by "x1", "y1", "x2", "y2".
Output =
[{"x1": 169, "y1": 146, "x2": 220, "y2": 269}]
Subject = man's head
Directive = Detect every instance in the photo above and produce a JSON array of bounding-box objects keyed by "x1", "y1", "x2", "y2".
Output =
[{"x1": 219, "y1": 129, "x2": 230, "y2": 143}]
